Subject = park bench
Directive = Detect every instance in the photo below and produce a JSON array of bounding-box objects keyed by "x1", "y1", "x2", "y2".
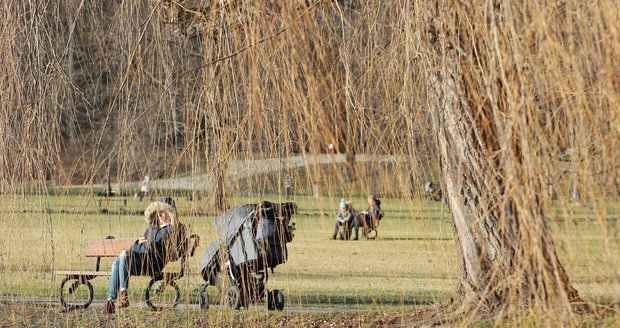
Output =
[
  {"x1": 97, "y1": 198, "x2": 128, "y2": 207},
  {"x1": 97, "y1": 197, "x2": 129, "y2": 213},
  {"x1": 55, "y1": 233, "x2": 199, "y2": 312}
]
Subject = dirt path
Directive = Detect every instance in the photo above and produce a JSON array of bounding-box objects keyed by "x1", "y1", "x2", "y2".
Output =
[
  {"x1": 149, "y1": 153, "x2": 406, "y2": 191},
  {"x1": 0, "y1": 296, "x2": 358, "y2": 314}
]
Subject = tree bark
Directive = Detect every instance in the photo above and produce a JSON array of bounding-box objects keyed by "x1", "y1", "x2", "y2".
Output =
[{"x1": 419, "y1": 1, "x2": 580, "y2": 323}]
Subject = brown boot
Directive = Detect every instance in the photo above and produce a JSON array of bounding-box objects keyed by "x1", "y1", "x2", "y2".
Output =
[
  {"x1": 100, "y1": 300, "x2": 115, "y2": 315},
  {"x1": 118, "y1": 291, "x2": 130, "y2": 308}
]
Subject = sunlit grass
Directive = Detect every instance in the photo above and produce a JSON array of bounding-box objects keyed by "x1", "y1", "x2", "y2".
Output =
[{"x1": 1, "y1": 194, "x2": 618, "y2": 314}]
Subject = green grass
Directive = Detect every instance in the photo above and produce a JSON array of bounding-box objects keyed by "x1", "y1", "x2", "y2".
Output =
[{"x1": 0, "y1": 195, "x2": 619, "y2": 326}]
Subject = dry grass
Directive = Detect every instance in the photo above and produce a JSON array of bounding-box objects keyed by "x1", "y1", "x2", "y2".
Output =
[
  {"x1": 0, "y1": 195, "x2": 618, "y2": 326},
  {"x1": 1, "y1": 0, "x2": 619, "y2": 325}
]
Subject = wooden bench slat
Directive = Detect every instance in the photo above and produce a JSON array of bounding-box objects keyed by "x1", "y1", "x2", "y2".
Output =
[
  {"x1": 84, "y1": 237, "x2": 198, "y2": 258},
  {"x1": 85, "y1": 239, "x2": 135, "y2": 257}
]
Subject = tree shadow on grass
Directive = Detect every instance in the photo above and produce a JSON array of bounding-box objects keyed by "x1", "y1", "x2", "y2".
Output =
[
  {"x1": 295, "y1": 292, "x2": 451, "y2": 308},
  {"x1": 377, "y1": 237, "x2": 453, "y2": 241}
]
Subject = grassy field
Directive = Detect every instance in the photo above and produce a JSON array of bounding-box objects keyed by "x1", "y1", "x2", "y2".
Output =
[{"x1": 0, "y1": 194, "x2": 619, "y2": 326}]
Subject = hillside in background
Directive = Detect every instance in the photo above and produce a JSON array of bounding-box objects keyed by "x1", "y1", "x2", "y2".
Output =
[
  {"x1": 2, "y1": 1, "x2": 438, "y2": 192},
  {"x1": 1, "y1": 1, "x2": 617, "y2": 201}
]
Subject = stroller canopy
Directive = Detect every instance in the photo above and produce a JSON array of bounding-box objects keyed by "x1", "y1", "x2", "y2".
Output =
[
  {"x1": 213, "y1": 201, "x2": 297, "y2": 244},
  {"x1": 213, "y1": 205, "x2": 256, "y2": 245},
  {"x1": 202, "y1": 201, "x2": 297, "y2": 276}
]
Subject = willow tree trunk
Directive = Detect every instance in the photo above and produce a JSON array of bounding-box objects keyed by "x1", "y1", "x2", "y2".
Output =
[
  {"x1": 429, "y1": 68, "x2": 579, "y2": 318},
  {"x1": 421, "y1": 1, "x2": 580, "y2": 322}
]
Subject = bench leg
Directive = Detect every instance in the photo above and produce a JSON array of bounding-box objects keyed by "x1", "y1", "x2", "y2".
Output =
[
  {"x1": 59, "y1": 276, "x2": 94, "y2": 312},
  {"x1": 145, "y1": 277, "x2": 180, "y2": 311}
]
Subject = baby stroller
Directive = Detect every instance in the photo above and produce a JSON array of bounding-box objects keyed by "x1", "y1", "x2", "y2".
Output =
[{"x1": 199, "y1": 201, "x2": 297, "y2": 310}]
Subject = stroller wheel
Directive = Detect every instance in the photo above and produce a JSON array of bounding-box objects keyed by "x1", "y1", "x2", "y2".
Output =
[
  {"x1": 267, "y1": 289, "x2": 285, "y2": 311},
  {"x1": 226, "y1": 286, "x2": 242, "y2": 310},
  {"x1": 199, "y1": 284, "x2": 209, "y2": 310}
]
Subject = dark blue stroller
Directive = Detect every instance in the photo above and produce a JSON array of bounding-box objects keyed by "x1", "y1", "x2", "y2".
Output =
[{"x1": 199, "y1": 201, "x2": 297, "y2": 310}]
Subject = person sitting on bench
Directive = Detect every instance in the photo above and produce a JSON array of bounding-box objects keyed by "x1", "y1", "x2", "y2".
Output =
[
  {"x1": 332, "y1": 199, "x2": 355, "y2": 240},
  {"x1": 353, "y1": 194, "x2": 381, "y2": 240},
  {"x1": 101, "y1": 201, "x2": 180, "y2": 314}
]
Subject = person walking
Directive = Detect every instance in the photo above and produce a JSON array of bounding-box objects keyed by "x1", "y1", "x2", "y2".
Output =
[{"x1": 139, "y1": 175, "x2": 149, "y2": 201}]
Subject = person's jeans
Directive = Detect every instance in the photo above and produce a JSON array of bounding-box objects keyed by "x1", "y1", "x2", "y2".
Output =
[{"x1": 107, "y1": 253, "x2": 129, "y2": 300}]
